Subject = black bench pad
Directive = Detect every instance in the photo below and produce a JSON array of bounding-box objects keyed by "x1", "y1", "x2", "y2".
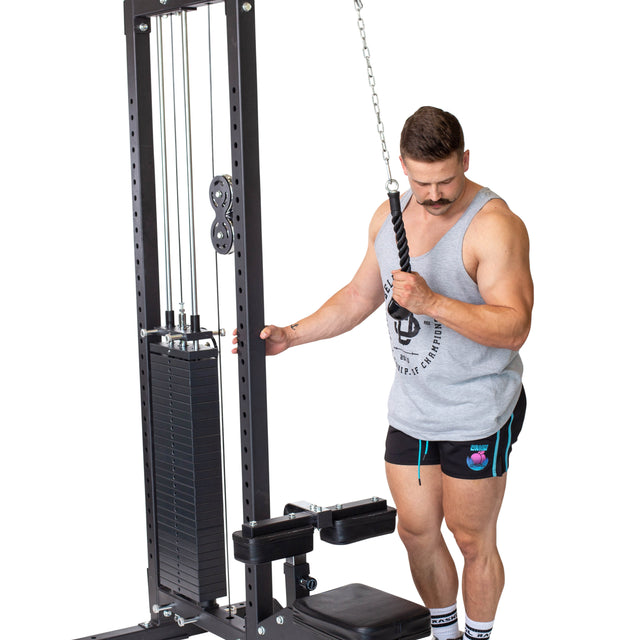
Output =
[
  {"x1": 292, "y1": 583, "x2": 431, "y2": 640},
  {"x1": 320, "y1": 507, "x2": 397, "y2": 545}
]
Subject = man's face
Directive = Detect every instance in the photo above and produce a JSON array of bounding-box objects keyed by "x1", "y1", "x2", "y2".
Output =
[{"x1": 400, "y1": 151, "x2": 469, "y2": 217}]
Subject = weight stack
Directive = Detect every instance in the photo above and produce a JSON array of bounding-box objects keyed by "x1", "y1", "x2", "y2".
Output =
[{"x1": 149, "y1": 342, "x2": 226, "y2": 606}]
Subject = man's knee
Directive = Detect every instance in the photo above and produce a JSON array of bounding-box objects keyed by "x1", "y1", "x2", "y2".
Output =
[
  {"x1": 445, "y1": 518, "x2": 493, "y2": 561},
  {"x1": 396, "y1": 512, "x2": 443, "y2": 552},
  {"x1": 442, "y1": 474, "x2": 505, "y2": 561}
]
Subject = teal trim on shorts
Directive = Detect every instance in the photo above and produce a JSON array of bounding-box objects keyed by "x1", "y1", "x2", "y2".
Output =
[
  {"x1": 417, "y1": 440, "x2": 429, "y2": 485},
  {"x1": 492, "y1": 429, "x2": 501, "y2": 477},
  {"x1": 505, "y1": 413, "x2": 514, "y2": 472}
]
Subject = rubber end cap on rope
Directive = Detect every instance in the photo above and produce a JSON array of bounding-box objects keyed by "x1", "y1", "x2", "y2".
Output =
[{"x1": 387, "y1": 297, "x2": 411, "y2": 320}]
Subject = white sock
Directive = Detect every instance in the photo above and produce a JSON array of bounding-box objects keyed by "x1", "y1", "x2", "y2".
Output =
[
  {"x1": 463, "y1": 616, "x2": 493, "y2": 639},
  {"x1": 430, "y1": 603, "x2": 460, "y2": 640}
]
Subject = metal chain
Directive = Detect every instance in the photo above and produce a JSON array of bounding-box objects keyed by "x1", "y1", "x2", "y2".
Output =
[{"x1": 353, "y1": 0, "x2": 398, "y2": 193}]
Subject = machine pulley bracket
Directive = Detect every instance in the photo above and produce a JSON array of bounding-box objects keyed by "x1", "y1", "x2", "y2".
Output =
[{"x1": 209, "y1": 174, "x2": 234, "y2": 255}]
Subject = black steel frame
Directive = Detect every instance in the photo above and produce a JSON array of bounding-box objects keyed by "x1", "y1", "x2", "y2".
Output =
[{"x1": 73, "y1": 1, "x2": 271, "y2": 639}]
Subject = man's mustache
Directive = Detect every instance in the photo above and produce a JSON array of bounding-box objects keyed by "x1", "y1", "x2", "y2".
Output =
[{"x1": 418, "y1": 198, "x2": 453, "y2": 207}]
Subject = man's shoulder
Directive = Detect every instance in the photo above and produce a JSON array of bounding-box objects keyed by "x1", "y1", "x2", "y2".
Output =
[
  {"x1": 368, "y1": 197, "x2": 394, "y2": 242},
  {"x1": 466, "y1": 195, "x2": 529, "y2": 262},
  {"x1": 473, "y1": 195, "x2": 527, "y2": 237}
]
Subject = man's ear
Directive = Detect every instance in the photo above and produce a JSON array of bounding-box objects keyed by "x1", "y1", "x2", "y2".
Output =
[{"x1": 462, "y1": 149, "x2": 470, "y2": 172}]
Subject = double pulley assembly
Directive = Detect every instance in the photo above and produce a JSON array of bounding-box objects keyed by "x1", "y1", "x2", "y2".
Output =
[{"x1": 209, "y1": 174, "x2": 234, "y2": 255}]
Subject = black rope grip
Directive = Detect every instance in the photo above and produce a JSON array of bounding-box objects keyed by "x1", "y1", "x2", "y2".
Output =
[{"x1": 387, "y1": 190, "x2": 411, "y2": 320}]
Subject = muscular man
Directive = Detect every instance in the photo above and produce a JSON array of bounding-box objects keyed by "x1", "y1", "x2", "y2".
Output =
[{"x1": 239, "y1": 107, "x2": 533, "y2": 640}]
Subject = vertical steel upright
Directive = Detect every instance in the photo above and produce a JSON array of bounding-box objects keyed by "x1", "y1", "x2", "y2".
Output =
[
  {"x1": 123, "y1": 2, "x2": 165, "y2": 629},
  {"x1": 224, "y1": 0, "x2": 274, "y2": 637}
]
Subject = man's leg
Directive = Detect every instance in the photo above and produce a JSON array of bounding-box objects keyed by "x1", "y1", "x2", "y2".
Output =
[
  {"x1": 385, "y1": 462, "x2": 459, "y2": 609},
  {"x1": 442, "y1": 474, "x2": 507, "y2": 623}
]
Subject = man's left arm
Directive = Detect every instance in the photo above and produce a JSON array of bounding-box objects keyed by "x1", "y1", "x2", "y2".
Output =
[{"x1": 391, "y1": 207, "x2": 533, "y2": 350}]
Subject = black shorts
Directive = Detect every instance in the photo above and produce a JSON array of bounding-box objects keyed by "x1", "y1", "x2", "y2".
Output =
[{"x1": 385, "y1": 387, "x2": 526, "y2": 480}]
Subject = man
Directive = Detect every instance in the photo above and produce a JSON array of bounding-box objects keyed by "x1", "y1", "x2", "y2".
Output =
[{"x1": 240, "y1": 107, "x2": 533, "y2": 640}]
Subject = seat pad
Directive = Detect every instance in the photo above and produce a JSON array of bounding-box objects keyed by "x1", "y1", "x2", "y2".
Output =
[{"x1": 292, "y1": 583, "x2": 430, "y2": 640}]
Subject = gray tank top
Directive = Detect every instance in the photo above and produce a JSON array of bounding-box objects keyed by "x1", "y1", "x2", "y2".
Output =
[{"x1": 374, "y1": 187, "x2": 523, "y2": 441}]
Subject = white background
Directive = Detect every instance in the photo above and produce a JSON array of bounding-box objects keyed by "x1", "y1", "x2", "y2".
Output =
[{"x1": 1, "y1": 1, "x2": 638, "y2": 639}]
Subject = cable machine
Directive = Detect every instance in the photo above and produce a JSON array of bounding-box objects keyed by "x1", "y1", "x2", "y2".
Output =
[{"x1": 74, "y1": 1, "x2": 431, "y2": 639}]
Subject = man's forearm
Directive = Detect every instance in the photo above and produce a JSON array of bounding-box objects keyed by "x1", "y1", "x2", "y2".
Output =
[
  {"x1": 427, "y1": 293, "x2": 530, "y2": 351},
  {"x1": 286, "y1": 283, "x2": 383, "y2": 348}
]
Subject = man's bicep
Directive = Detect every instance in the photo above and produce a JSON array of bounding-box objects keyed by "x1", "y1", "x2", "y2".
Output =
[
  {"x1": 347, "y1": 203, "x2": 390, "y2": 310},
  {"x1": 476, "y1": 216, "x2": 533, "y2": 316}
]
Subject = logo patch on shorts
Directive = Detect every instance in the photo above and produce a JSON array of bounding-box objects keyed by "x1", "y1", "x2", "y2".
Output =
[{"x1": 466, "y1": 444, "x2": 489, "y2": 471}]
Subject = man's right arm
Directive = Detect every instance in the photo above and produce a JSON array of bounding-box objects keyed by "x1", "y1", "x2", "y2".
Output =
[{"x1": 253, "y1": 201, "x2": 390, "y2": 356}]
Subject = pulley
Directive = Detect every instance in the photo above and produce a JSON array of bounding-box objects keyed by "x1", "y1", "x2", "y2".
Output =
[{"x1": 210, "y1": 174, "x2": 234, "y2": 255}]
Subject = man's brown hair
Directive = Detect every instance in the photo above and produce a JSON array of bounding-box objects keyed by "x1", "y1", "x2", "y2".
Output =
[{"x1": 400, "y1": 106, "x2": 465, "y2": 162}]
